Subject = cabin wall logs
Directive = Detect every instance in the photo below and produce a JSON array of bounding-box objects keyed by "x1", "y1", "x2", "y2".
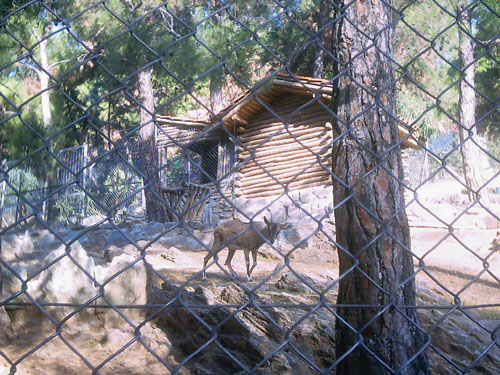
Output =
[{"x1": 236, "y1": 94, "x2": 333, "y2": 198}]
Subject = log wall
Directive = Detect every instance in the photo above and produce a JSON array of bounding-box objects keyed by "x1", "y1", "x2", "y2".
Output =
[{"x1": 236, "y1": 93, "x2": 333, "y2": 198}]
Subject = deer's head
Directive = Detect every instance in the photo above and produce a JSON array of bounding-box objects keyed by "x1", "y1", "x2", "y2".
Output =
[{"x1": 263, "y1": 216, "x2": 289, "y2": 244}]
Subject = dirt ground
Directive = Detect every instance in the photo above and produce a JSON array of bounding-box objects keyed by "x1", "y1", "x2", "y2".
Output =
[
  {"x1": 2, "y1": 178, "x2": 500, "y2": 374},
  {"x1": 3, "y1": 224, "x2": 498, "y2": 375},
  {"x1": 150, "y1": 225, "x2": 500, "y2": 318}
]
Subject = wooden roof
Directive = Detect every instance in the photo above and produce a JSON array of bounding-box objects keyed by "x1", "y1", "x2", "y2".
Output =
[
  {"x1": 216, "y1": 73, "x2": 334, "y2": 130},
  {"x1": 156, "y1": 116, "x2": 218, "y2": 147},
  {"x1": 215, "y1": 73, "x2": 423, "y2": 150},
  {"x1": 156, "y1": 74, "x2": 424, "y2": 150}
]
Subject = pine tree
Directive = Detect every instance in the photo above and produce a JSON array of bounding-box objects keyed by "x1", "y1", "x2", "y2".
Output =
[{"x1": 331, "y1": 0, "x2": 430, "y2": 373}]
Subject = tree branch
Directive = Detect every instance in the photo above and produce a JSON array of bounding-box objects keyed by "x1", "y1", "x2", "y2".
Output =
[
  {"x1": 477, "y1": 37, "x2": 500, "y2": 48},
  {"x1": 17, "y1": 61, "x2": 41, "y2": 77},
  {"x1": 48, "y1": 57, "x2": 78, "y2": 70},
  {"x1": 159, "y1": 8, "x2": 181, "y2": 37}
]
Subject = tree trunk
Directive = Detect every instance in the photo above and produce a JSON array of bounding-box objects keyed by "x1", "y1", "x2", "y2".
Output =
[
  {"x1": 210, "y1": 68, "x2": 225, "y2": 114},
  {"x1": 313, "y1": 0, "x2": 328, "y2": 78},
  {"x1": 138, "y1": 68, "x2": 168, "y2": 222},
  {"x1": 458, "y1": 7, "x2": 491, "y2": 205},
  {"x1": 35, "y1": 27, "x2": 58, "y2": 221},
  {"x1": 331, "y1": 1, "x2": 430, "y2": 374},
  {"x1": 39, "y1": 35, "x2": 52, "y2": 128}
]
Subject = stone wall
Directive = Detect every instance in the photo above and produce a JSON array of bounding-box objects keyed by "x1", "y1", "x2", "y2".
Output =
[{"x1": 205, "y1": 184, "x2": 333, "y2": 223}]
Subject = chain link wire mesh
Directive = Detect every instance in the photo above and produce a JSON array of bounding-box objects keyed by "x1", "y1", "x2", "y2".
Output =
[{"x1": 0, "y1": 0, "x2": 499, "y2": 374}]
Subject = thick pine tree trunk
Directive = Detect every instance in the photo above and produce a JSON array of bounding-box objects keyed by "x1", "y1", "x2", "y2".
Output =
[
  {"x1": 331, "y1": 1, "x2": 430, "y2": 374},
  {"x1": 138, "y1": 68, "x2": 168, "y2": 222},
  {"x1": 458, "y1": 8, "x2": 491, "y2": 205}
]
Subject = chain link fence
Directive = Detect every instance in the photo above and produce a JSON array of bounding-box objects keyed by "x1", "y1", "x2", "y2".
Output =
[
  {"x1": 1, "y1": 0, "x2": 500, "y2": 374},
  {"x1": 0, "y1": 142, "x2": 144, "y2": 226}
]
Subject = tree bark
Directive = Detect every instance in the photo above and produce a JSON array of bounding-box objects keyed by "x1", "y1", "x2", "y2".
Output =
[
  {"x1": 313, "y1": 0, "x2": 328, "y2": 78},
  {"x1": 39, "y1": 35, "x2": 52, "y2": 128},
  {"x1": 34, "y1": 27, "x2": 58, "y2": 221},
  {"x1": 138, "y1": 68, "x2": 168, "y2": 222},
  {"x1": 458, "y1": 7, "x2": 491, "y2": 205},
  {"x1": 331, "y1": 1, "x2": 430, "y2": 374},
  {"x1": 210, "y1": 67, "x2": 225, "y2": 114}
]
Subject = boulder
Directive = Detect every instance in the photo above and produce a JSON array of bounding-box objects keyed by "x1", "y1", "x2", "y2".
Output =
[
  {"x1": 1, "y1": 230, "x2": 34, "y2": 261},
  {"x1": 417, "y1": 287, "x2": 500, "y2": 375},
  {"x1": 2, "y1": 263, "x2": 27, "y2": 299},
  {"x1": 26, "y1": 242, "x2": 98, "y2": 315},
  {"x1": 275, "y1": 272, "x2": 316, "y2": 293},
  {"x1": 95, "y1": 253, "x2": 148, "y2": 307},
  {"x1": 152, "y1": 283, "x2": 336, "y2": 375},
  {"x1": 0, "y1": 365, "x2": 9, "y2": 375},
  {"x1": 0, "y1": 306, "x2": 15, "y2": 339},
  {"x1": 157, "y1": 233, "x2": 212, "y2": 252}
]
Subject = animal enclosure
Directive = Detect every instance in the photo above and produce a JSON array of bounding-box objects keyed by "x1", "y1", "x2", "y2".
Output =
[{"x1": 1, "y1": 1, "x2": 500, "y2": 375}]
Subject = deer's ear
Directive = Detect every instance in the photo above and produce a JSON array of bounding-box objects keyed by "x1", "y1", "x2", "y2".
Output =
[{"x1": 264, "y1": 216, "x2": 270, "y2": 226}]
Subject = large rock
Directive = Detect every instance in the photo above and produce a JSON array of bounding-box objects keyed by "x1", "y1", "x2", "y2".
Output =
[
  {"x1": 2, "y1": 228, "x2": 61, "y2": 261},
  {"x1": 233, "y1": 185, "x2": 334, "y2": 222},
  {"x1": 2, "y1": 263, "x2": 27, "y2": 299},
  {"x1": 93, "y1": 253, "x2": 149, "y2": 326},
  {"x1": 95, "y1": 253, "x2": 148, "y2": 306},
  {"x1": 152, "y1": 283, "x2": 336, "y2": 375},
  {"x1": 0, "y1": 306, "x2": 15, "y2": 339},
  {"x1": 25, "y1": 242, "x2": 98, "y2": 320},
  {"x1": 1, "y1": 230, "x2": 34, "y2": 261},
  {"x1": 157, "y1": 232, "x2": 213, "y2": 252},
  {"x1": 418, "y1": 287, "x2": 500, "y2": 375}
]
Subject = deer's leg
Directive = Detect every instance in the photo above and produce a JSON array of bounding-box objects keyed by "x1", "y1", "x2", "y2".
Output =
[
  {"x1": 248, "y1": 250, "x2": 258, "y2": 280},
  {"x1": 202, "y1": 236, "x2": 220, "y2": 280},
  {"x1": 202, "y1": 251, "x2": 213, "y2": 280},
  {"x1": 244, "y1": 250, "x2": 252, "y2": 282},
  {"x1": 225, "y1": 249, "x2": 238, "y2": 279}
]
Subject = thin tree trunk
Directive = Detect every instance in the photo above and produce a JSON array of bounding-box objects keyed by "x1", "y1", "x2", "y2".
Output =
[
  {"x1": 138, "y1": 68, "x2": 168, "y2": 222},
  {"x1": 458, "y1": 7, "x2": 491, "y2": 205},
  {"x1": 331, "y1": 1, "x2": 430, "y2": 374},
  {"x1": 34, "y1": 27, "x2": 58, "y2": 221},
  {"x1": 313, "y1": 0, "x2": 328, "y2": 78},
  {"x1": 210, "y1": 86, "x2": 224, "y2": 114},
  {"x1": 210, "y1": 68, "x2": 224, "y2": 114},
  {"x1": 39, "y1": 36, "x2": 52, "y2": 128}
]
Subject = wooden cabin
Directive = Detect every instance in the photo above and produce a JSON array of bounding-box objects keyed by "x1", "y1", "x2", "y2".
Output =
[
  {"x1": 156, "y1": 74, "x2": 422, "y2": 221},
  {"x1": 217, "y1": 74, "x2": 421, "y2": 199}
]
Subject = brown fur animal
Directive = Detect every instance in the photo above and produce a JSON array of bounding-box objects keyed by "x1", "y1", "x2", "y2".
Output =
[{"x1": 201, "y1": 217, "x2": 287, "y2": 281}]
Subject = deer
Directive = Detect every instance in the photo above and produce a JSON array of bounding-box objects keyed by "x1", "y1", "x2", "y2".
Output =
[{"x1": 201, "y1": 215, "x2": 288, "y2": 282}]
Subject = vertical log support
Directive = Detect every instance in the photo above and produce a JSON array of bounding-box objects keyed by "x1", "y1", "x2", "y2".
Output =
[
  {"x1": 331, "y1": 1, "x2": 430, "y2": 374},
  {"x1": 138, "y1": 68, "x2": 168, "y2": 222}
]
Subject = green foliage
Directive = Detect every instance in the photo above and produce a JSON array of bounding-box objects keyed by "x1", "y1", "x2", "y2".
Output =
[
  {"x1": 485, "y1": 130, "x2": 500, "y2": 162},
  {"x1": 54, "y1": 192, "x2": 85, "y2": 224},
  {"x1": 394, "y1": 0, "x2": 461, "y2": 135},
  {"x1": 475, "y1": 0, "x2": 500, "y2": 134},
  {"x1": 9, "y1": 167, "x2": 40, "y2": 193},
  {"x1": 1, "y1": 0, "x2": 499, "y2": 164}
]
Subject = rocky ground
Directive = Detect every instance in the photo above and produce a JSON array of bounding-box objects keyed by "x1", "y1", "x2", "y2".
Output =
[{"x1": 1, "y1": 178, "x2": 500, "y2": 375}]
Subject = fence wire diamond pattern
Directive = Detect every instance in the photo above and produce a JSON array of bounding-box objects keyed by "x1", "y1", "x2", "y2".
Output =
[{"x1": 1, "y1": 0, "x2": 500, "y2": 374}]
